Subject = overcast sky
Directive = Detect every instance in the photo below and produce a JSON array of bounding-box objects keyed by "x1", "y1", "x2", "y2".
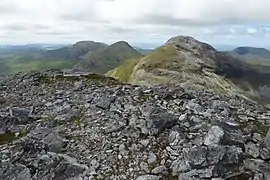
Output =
[{"x1": 0, "y1": 0, "x2": 270, "y2": 48}]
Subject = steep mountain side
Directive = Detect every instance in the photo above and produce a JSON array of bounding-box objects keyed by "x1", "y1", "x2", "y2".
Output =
[
  {"x1": 74, "y1": 41, "x2": 142, "y2": 74},
  {"x1": 107, "y1": 36, "x2": 270, "y2": 101}
]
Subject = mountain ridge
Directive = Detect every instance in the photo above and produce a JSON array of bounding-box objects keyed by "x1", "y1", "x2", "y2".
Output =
[{"x1": 107, "y1": 35, "x2": 270, "y2": 103}]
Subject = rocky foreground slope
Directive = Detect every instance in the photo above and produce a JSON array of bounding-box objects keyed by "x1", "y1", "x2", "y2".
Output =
[{"x1": 0, "y1": 71, "x2": 270, "y2": 180}]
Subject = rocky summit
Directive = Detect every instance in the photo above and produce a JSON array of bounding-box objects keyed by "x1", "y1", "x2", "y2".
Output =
[{"x1": 0, "y1": 70, "x2": 269, "y2": 180}]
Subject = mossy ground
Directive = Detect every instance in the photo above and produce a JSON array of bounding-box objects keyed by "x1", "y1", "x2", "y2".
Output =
[
  {"x1": 0, "y1": 131, "x2": 28, "y2": 145},
  {"x1": 239, "y1": 119, "x2": 269, "y2": 137}
]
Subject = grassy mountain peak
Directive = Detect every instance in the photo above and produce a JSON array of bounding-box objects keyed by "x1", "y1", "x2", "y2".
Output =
[{"x1": 74, "y1": 41, "x2": 142, "y2": 74}]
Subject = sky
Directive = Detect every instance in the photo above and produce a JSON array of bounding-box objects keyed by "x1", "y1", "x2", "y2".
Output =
[{"x1": 0, "y1": 0, "x2": 270, "y2": 48}]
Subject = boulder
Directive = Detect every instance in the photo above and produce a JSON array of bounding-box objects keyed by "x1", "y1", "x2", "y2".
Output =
[
  {"x1": 204, "y1": 126, "x2": 224, "y2": 146},
  {"x1": 144, "y1": 107, "x2": 178, "y2": 135},
  {"x1": 27, "y1": 127, "x2": 63, "y2": 153}
]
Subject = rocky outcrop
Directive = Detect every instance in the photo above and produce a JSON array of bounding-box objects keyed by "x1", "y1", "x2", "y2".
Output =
[{"x1": 0, "y1": 71, "x2": 270, "y2": 179}]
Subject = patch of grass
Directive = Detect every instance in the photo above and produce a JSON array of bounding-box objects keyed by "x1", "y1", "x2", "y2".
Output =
[
  {"x1": 0, "y1": 131, "x2": 28, "y2": 145},
  {"x1": 70, "y1": 116, "x2": 83, "y2": 128},
  {"x1": 106, "y1": 59, "x2": 139, "y2": 82},
  {"x1": 0, "y1": 133, "x2": 16, "y2": 145},
  {"x1": 239, "y1": 119, "x2": 268, "y2": 136},
  {"x1": 138, "y1": 45, "x2": 182, "y2": 72},
  {"x1": 0, "y1": 56, "x2": 76, "y2": 74},
  {"x1": 36, "y1": 75, "x2": 80, "y2": 83}
]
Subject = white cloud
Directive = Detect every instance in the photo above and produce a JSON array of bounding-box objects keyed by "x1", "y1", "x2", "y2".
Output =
[{"x1": 0, "y1": 0, "x2": 269, "y2": 47}]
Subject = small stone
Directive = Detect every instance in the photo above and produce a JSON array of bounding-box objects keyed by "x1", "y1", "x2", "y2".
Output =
[
  {"x1": 148, "y1": 152, "x2": 157, "y2": 164},
  {"x1": 140, "y1": 139, "x2": 150, "y2": 147},
  {"x1": 179, "y1": 114, "x2": 187, "y2": 121},
  {"x1": 245, "y1": 142, "x2": 260, "y2": 158},
  {"x1": 151, "y1": 165, "x2": 168, "y2": 175},
  {"x1": 253, "y1": 133, "x2": 262, "y2": 142},
  {"x1": 136, "y1": 175, "x2": 161, "y2": 180},
  {"x1": 140, "y1": 162, "x2": 149, "y2": 173},
  {"x1": 191, "y1": 116, "x2": 202, "y2": 123},
  {"x1": 169, "y1": 131, "x2": 184, "y2": 147}
]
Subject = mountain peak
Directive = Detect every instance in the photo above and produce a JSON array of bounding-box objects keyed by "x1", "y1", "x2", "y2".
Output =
[
  {"x1": 165, "y1": 35, "x2": 216, "y2": 54},
  {"x1": 111, "y1": 41, "x2": 131, "y2": 47},
  {"x1": 166, "y1": 35, "x2": 197, "y2": 44}
]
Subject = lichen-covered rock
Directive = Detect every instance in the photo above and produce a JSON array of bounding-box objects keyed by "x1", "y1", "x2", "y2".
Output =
[{"x1": 204, "y1": 126, "x2": 224, "y2": 146}]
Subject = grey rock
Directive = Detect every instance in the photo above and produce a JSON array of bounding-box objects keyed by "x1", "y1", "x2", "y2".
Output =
[
  {"x1": 53, "y1": 154, "x2": 88, "y2": 180},
  {"x1": 179, "y1": 113, "x2": 187, "y2": 121},
  {"x1": 206, "y1": 145, "x2": 226, "y2": 165},
  {"x1": 264, "y1": 128, "x2": 270, "y2": 149},
  {"x1": 253, "y1": 133, "x2": 262, "y2": 143},
  {"x1": 260, "y1": 147, "x2": 270, "y2": 160},
  {"x1": 204, "y1": 126, "x2": 224, "y2": 146},
  {"x1": 136, "y1": 175, "x2": 161, "y2": 180},
  {"x1": 148, "y1": 152, "x2": 157, "y2": 164},
  {"x1": 244, "y1": 159, "x2": 270, "y2": 179},
  {"x1": 169, "y1": 131, "x2": 185, "y2": 147},
  {"x1": 184, "y1": 146, "x2": 207, "y2": 167},
  {"x1": 186, "y1": 100, "x2": 203, "y2": 113},
  {"x1": 218, "y1": 122, "x2": 245, "y2": 149},
  {"x1": 144, "y1": 106, "x2": 178, "y2": 135},
  {"x1": 213, "y1": 146, "x2": 243, "y2": 177},
  {"x1": 178, "y1": 169, "x2": 200, "y2": 180},
  {"x1": 9, "y1": 107, "x2": 32, "y2": 123},
  {"x1": 96, "y1": 96, "x2": 115, "y2": 110},
  {"x1": 171, "y1": 159, "x2": 191, "y2": 175},
  {"x1": 245, "y1": 142, "x2": 260, "y2": 158},
  {"x1": 27, "y1": 127, "x2": 63, "y2": 153},
  {"x1": 0, "y1": 163, "x2": 31, "y2": 180},
  {"x1": 151, "y1": 165, "x2": 168, "y2": 175}
]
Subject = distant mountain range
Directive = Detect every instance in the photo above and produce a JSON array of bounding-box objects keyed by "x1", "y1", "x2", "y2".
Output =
[
  {"x1": 225, "y1": 47, "x2": 270, "y2": 67},
  {"x1": 0, "y1": 41, "x2": 143, "y2": 74},
  {"x1": 233, "y1": 47, "x2": 270, "y2": 58}
]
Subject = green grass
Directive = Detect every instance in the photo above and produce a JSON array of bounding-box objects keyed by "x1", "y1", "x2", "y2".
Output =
[
  {"x1": 0, "y1": 55, "x2": 76, "y2": 74},
  {"x1": 138, "y1": 45, "x2": 182, "y2": 72},
  {"x1": 244, "y1": 58, "x2": 270, "y2": 67},
  {"x1": 106, "y1": 59, "x2": 139, "y2": 82}
]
